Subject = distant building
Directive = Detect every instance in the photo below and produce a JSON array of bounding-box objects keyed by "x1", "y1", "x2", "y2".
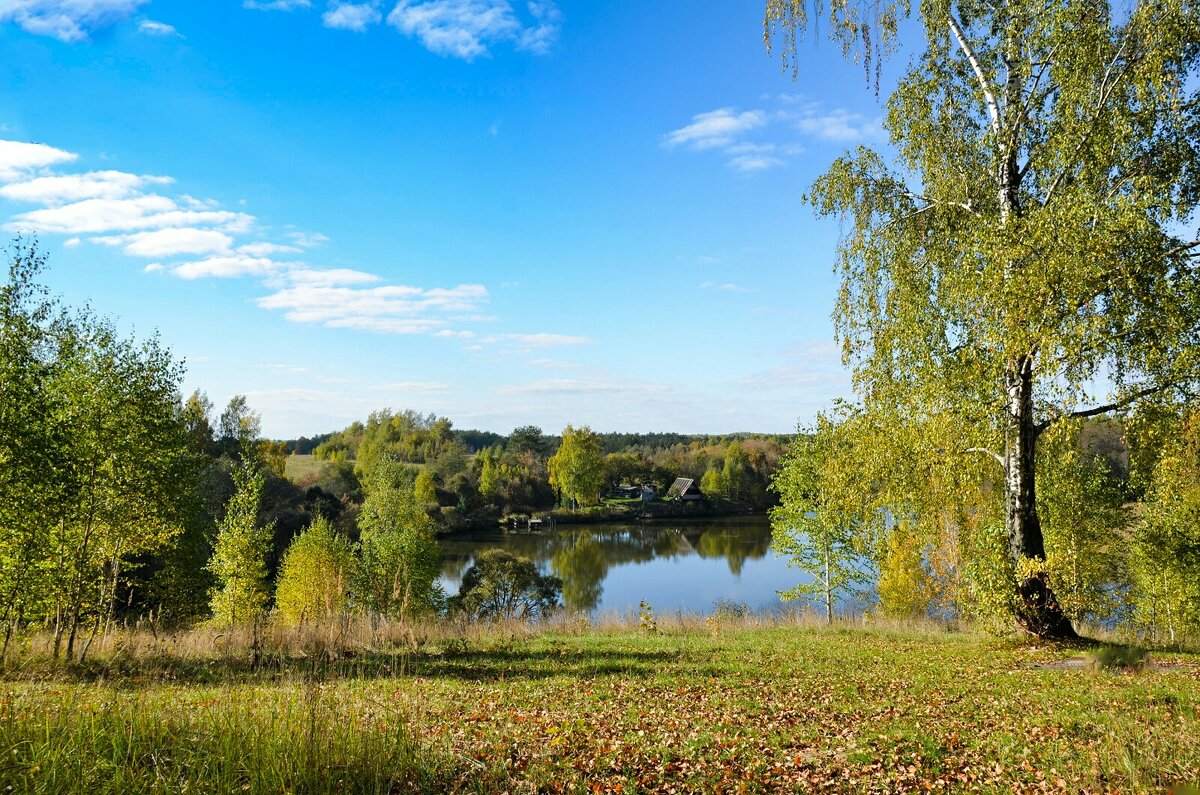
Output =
[{"x1": 667, "y1": 477, "x2": 703, "y2": 501}]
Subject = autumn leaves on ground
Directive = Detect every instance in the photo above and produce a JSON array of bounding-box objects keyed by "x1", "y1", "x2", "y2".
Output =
[{"x1": 2, "y1": 619, "x2": 1197, "y2": 793}]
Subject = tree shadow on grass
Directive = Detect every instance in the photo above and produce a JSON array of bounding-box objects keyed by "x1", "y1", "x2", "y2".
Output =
[{"x1": 9, "y1": 646, "x2": 691, "y2": 688}]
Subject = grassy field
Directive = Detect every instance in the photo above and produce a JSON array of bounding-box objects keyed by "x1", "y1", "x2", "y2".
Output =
[
  {"x1": 2, "y1": 619, "x2": 1198, "y2": 793},
  {"x1": 284, "y1": 453, "x2": 328, "y2": 483}
]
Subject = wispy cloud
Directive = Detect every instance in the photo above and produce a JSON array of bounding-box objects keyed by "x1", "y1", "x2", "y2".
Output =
[
  {"x1": 495, "y1": 379, "x2": 668, "y2": 396},
  {"x1": 387, "y1": 0, "x2": 560, "y2": 60},
  {"x1": 256, "y1": 281, "x2": 489, "y2": 333},
  {"x1": 662, "y1": 108, "x2": 767, "y2": 151},
  {"x1": 664, "y1": 97, "x2": 882, "y2": 172},
  {"x1": 0, "y1": 0, "x2": 147, "y2": 42},
  {"x1": 243, "y1": 0, "x2": 312, "y2": 9},
  {"x1": 138, "y1": 19, "x2": 180, "y2": 36},
  {"x1": 781, "y1": 101, "x2": 884, "y2": 142},
  {"x1": 172, "y1": 255, "x2": 290, "y2": 280},
  {"x1": 501, "y1": 332, "x2": 590, "y2": 347},
  {"x1": 699, "y1": 281, "x2": 752, "y2": 293},
  {"x1": 322, "y1": 2, "x2": 382, "y2": 30},
  {"x1": 372, "y1": 381, "x2": 449, "y2": 393}
]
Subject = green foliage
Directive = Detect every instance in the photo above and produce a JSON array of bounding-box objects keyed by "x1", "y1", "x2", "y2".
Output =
[
  {"x1": 548, "y1": 425, "x2": 606, "y2": 509},
  {"x1": 449, "y1": 549, "x2": 562, "y2": 621},
  {"x1": 637, "y1": 600, "x2": 657, "y2": 634},
  {"x1": 274, "y1": 515, "x2": 357, "y2": 624},
  {"x1": 1035, "y1": 422, "x2": 1129, "y2": 625},
  {"x1": 353, "y1": 410, "x2": 462, "y2": 484},
  {"x1": 877, "y1": 522, "x2": 932, "y2": 620},
  {"x1": 413, "y1": 468, "x2": 438, "y2": 505},
  {"x1": 768, "y1": 0, "x2": 1200, "y2": 636},
  {"x1": 218, "y1": 395, "x2": 261, "y2": 460},
  {"x1": 208, "y1": 461, "x2": 274, "y2": 627},
  {"x1": 771, "y1": 413, "x2": 875, "y2": 621},
  {"x1": 355, "y1": 458, "x2": 443, "y2": 620},
  {"x1": 1129, "y1": 406, "x2": 1200, "y2": 644},
  {"x1": 257, "y1": 440, "x2": 288, "y2": 478},
  {"x1": 700, "y1": 466, "x2": 725, "y2": 499},
  {"x1": 0, "y1": 246, "x2": 200, "y2": 658}
]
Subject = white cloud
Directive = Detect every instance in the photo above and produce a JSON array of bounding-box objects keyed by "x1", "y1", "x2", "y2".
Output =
[
  {"x1": 527, "y1": 357, "x2": 583, "y2": 371},
  {"x1": 257, "y1": 281, "x2": 489, "y2": 333},
  {"x1": 138, "y1": 19, "x2": 179, "y2": 36},
  {"x1": 700, "y1": 281, "x2": 752, "y2": 293},
  {"x1": 0, "y1": 0, "x2": 146, "y2": 41},
  {"x1": 238, "y1": 241, "x2": 303, "y2": 256},
  {"x1": 142, "y1": 262, "x2": 163, "y2": 272},
  {"x1": 784, "y1": 104, "x2": 884, "y2": 142},
  {"x1": 0, "y1": 140, "x2": 78, "y2": 181},
  {"x1": 172, "y1": 255, "x2": 288, "y2": 280},
  {"x1": 243, "y1": 0, "x2": 311, "y2": 9},
  {"x1": 729, "y1": 154, "x2": 784, "y2": 172},
  {"x1": 662, "y1": 108, "x2": 767, "y2": 151},
  {"x1": 283, "y1": 230, "x2": 330, "y2": 248},
  {"x1": 0, "y1": 170, "x2": 172, "y2": 205},
  {"x1": 495, "y1": 379, "x2": 668, "y2": 396},
  {"x1": 7, "y1": 195, "x2": 254, "y2": 234},
  {"x1": 515, "y1": 0, "x2": 558, "y2": 53},
  {"x1": 502, "y1": 332, "x2": 591, "y2": 347},
  {"x1": 387, "y1": 0, "x2": 558, "y2": 60},
  {"x1": 94, "y1": 227, "x2": 234, "y2": 258},
  {"x1": 323, "y1": 1, "x2": 381, "y2": 30},
  {"x1": 372, "y1": 381, "x2": 449, "y2": 392},
  {"x1": 281, "y1": 267, "x2": 382, "y2": 287}
]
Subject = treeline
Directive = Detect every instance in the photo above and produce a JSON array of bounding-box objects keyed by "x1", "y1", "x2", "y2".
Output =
[{"x1": 297, "y1": 413, "x2": 786, "y2": 525}]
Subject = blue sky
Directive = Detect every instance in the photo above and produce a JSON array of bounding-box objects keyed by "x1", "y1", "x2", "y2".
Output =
[{"x1": 0, "y1": 0, "x2": 894, "y2": 438}]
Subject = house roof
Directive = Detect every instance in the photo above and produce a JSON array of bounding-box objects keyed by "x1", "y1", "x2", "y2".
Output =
[{"x1": 670, "y1": 477, "x2": 700, "y2": 494}]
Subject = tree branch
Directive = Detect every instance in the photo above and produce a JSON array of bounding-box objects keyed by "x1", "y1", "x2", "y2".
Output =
[
  {"x1": 963, "y1": 447, "x2": 1005, "y2": 467},
  {"x1": 948, "y1": 13, "x2": 1003, "y2": 138},
  {"x1": 1038, "y1": 382, "x2": 1176, "y2": 430}
]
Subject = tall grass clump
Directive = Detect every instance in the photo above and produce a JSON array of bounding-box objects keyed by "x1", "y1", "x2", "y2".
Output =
[{"x1": 0, "y1": 682, "x2": 463, "y2": 793}]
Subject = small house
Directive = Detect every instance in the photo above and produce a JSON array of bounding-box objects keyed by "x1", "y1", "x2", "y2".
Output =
[{"x1": 667, "y1": 477, "x2": 703, "y2": 501}]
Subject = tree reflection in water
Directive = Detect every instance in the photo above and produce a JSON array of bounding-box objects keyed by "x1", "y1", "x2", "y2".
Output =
[{"x1": 439, "y1": 518, "x2": 776, "y2": 614}]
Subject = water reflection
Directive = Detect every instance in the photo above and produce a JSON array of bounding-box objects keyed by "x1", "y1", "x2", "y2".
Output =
[{"x1": 439, "y1": 517, "x2": 786, "y2": 614}]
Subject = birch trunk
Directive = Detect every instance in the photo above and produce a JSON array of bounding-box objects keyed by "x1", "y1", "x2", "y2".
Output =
[{"x1": 1003, "y1": 356, "x2": 1077, "y2": 638}]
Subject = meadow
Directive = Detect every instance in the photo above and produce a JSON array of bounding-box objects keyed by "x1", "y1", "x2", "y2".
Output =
[{"x1": 1, "y1": 616, "x2": 1197, "y2": 793}]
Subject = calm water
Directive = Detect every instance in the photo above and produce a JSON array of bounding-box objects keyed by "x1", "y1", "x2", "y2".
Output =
[{"x1": 438, "y1": 515, "x2": 810, "y2": 616}]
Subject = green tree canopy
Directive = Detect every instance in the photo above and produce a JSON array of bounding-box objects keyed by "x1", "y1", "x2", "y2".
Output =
[
  {"x1": 274, "y1": 515, "x2": 356, "y2": 625},
  {"x1": 767, "y1": 0, "x2": 1200, "y2": 637},
  {"x1": 548, "y1": 425, "x2": 606, "y2": 509},
  {"x1": 208, "y1": 461, "x2": 274, "y2": 627},
  {"x1": 449, "y1": 549, "x2": 562, "y2": 621}
]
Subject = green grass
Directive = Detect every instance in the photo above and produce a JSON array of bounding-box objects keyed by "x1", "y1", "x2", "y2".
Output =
[
  {"x1": 284, "y1": 454, "x2": 328, "y2": 483},
  {"x1": 3, "y1": 621, "x2": 1199, "y2": 792}
]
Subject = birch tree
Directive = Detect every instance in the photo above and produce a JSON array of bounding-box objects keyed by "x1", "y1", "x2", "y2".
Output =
[
  {"x1": 767, "y1": 0, "x2": 1200, "y2": 637},
  {"x1": 771, "y1": 414, "x2": 875, "y2": 621}
]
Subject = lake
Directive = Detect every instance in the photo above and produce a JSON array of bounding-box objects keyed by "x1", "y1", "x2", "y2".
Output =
[{"x1": 438, "y1": 515, "x2": 809, "y2": 616}]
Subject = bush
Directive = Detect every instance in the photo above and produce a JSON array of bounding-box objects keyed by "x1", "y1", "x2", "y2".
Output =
[{"x1": 449, "y1": 549, "x2": 561, "y2": 621}]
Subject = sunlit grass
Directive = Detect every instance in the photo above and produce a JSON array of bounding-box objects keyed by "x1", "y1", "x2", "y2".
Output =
[{"x1": 2, "y1": 615, "x2": 1198, "y2": 792}]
